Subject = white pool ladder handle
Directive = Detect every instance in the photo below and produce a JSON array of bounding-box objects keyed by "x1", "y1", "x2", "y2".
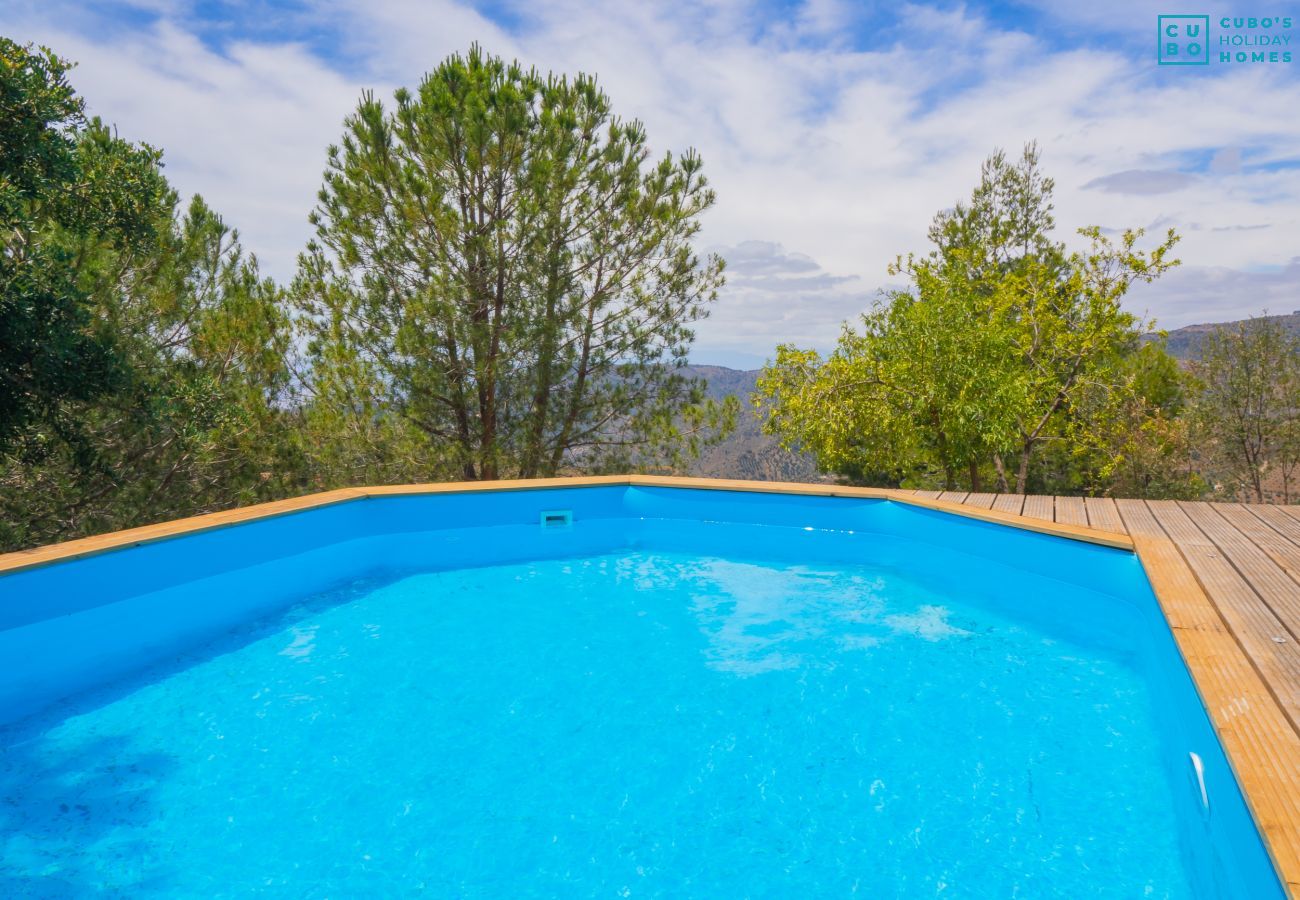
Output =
[{"x1": 1189, "y1": 751, "x2": 1210, "y2": 814}]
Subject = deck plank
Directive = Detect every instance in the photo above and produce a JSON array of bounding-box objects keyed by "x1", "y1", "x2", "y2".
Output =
[
  {"x1": 1143, "y1": 500, "x2": 1300, "y2": 732},
  {"x1": 910, "y1": 490, "x2": 943, "y2": 499},
  {"x1": 1251, "y1": 504, "x2": 1300, "y2": 546},
  {"x1": 937, "y1": 491, "x2": 969, "y2": 504},
  {"x1": 1083, "y1": 496, "x2": 1127, "y2": 534},
  {"x1": 961, "y1": 492, "x2": 998, "y2": 509},
  {"x1": 1213, "y1": 504, "x2": 1300, "y2": 586},
  {"x1": 991, "y1": 493, "x2": 1025, "y2": 515},
  {"x1": 1053, "y1": 495, "x2": 1089, "y2": 527},
  {"x1": 1114, "y1": 498, "x2": 1163, "y2": 538},
  {"x1": 1020, "y1": 494, "x2": 1054, "y2": 521},
  {"x1": 1178, "y1": 503, "x2": 1300, "y2": 640}
]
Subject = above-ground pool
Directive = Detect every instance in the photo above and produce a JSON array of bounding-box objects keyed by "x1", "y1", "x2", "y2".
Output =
[{"x1": 0, "y1": 483, "x2": 1285, "y2": 896}]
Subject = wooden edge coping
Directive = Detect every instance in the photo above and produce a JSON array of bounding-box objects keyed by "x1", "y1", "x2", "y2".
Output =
[{"x1": 0, "y1": 475, "x2": 1132, "y2": 576}]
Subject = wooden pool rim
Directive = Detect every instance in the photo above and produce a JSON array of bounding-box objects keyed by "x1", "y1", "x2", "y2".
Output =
[{"x1": 2, "y1": 475, "x2": 1297, "y2": 894}]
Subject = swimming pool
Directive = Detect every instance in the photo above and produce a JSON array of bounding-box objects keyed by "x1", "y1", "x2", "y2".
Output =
[{"x1": 0, "y1": 482, "x2": 1286, "y2": 896}]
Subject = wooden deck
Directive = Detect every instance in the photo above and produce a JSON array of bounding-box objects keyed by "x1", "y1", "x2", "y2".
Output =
[{"x1": 910, "y1": 490, "x2": 1300, "y2": 894}]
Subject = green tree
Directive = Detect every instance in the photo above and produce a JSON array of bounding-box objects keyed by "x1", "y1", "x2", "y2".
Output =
[
  {"x1": 296, "y1": 46, "x2": 732, "y2": 482},
  {"x1": 756, "y1": 261, "x2": 1024, "y2": 489},
  {"x1": 924, "y1": 146, "x2": 1180, "y2": 491},
  {"x1": 1, "y1": 38, "x2": 299, "y2": 550},
  {"x1": 988, "y1": 226, "x2": 1178, "y2": 492},
  {"x1": 294, "y1": 310, "x2": 450, "y2": 489},
  {"x1": 1191, "y1": 315, "x2": 1300, "y2": 503},
  {"x1": 1065, "y1": 342, "x2": 1204, "y2": 499},
  {"x1": 0, "y1": 40, "x2": 167, "y2": 452},
  {"x1": 757, "y1": 144, "x2": 1180, "y2": 495},
  {"x1": 0, "y1": 180, "x2": 301, "y2": 549}
]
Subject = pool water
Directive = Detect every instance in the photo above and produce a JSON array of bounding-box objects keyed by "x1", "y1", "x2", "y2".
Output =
[{"x1": 0, "y1": 488, "x2": 1285, "y2": 896}]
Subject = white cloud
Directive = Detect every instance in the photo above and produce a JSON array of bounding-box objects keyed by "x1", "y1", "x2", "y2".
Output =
[
  {"x1": 1083, "y1": 170, "x2": 1199, "y2": 195},
  {"x1": 1018, "y1": 0, "x2": 1237, "y2": 32},
  {"x1": 3, "y1": 0, "x2": 1298, "y2": 363},
  {"x1": 1208, "y1": 147, "x2": 1242, "y2": 174},
  {"x1": 695, "y1": 241, "x2": 872, "y2": 366},
  {"x1": 1126, "y1": 258, "x2": 1300, "y2": 328},
  {"x1": 3, "y1": 14, "x2": 364, "y2": 277}
]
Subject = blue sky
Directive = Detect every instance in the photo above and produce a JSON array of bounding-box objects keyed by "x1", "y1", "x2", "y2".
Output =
[{"x1": 3, "y1": 0, "x2": 1298, "y2": 367}]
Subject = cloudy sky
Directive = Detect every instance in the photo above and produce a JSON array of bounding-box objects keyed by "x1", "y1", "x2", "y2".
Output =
[{"x1": 4, "y1": 0, "x2": 1299, "y2": 367}]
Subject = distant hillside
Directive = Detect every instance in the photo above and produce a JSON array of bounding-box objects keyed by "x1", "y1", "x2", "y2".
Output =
[
  {"x1": 1160, "y1": 310, "x2": 1300, "y2": 360},
  {"x1": 682, "y1": 365, "x2": 825, "y2": 483}
]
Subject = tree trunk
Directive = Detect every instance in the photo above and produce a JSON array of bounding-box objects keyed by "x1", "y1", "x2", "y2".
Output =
[
  {"x1": 477, "y1": 364, "x2": 497, "y2": 480},
  {"x1": 992, "y1": 454, "x2": 1009, "y2": 493},
  {"x1": 968, "y1": 460, "x2": 982, "y2": 492},
  {"x1": 933, "y1": 418, "x2": 954, "y2": 490},
  {"x1": 442, "y1": 336, "x2": 476, "y2": 481},
  {"x1": 1016, "y1": 444, "x2": 1032, "y2": 494},
  {"x1": 521, "y1": 248, "x2": 564, "y2": 479},
  {"x1": 549, "y1": 265, "x2": 603, "y2": 474}
]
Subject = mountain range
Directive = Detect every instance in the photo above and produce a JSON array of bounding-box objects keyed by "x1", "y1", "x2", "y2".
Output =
[{"x1": 1159, "y1": 310, "x2": 1300, "y2": 360}]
